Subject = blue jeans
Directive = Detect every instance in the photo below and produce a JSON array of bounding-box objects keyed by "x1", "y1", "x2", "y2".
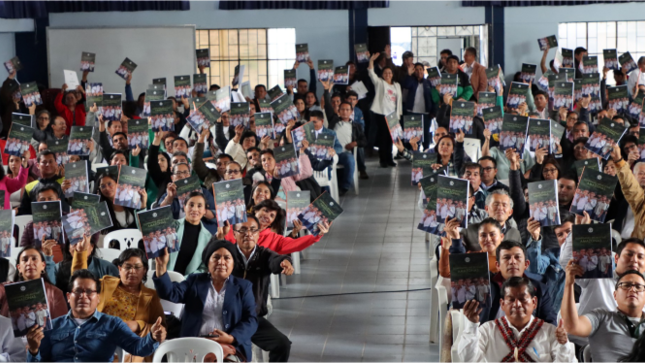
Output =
[{"x1": 337, "y1": 151, "x2": 355, "y2": 190}]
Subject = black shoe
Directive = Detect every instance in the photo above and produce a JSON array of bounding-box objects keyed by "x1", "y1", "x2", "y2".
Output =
[
  {"x1": 380, "y1": 162, "x2": 389, "y2": 168},
  {"x1": 359, "y1": 170, "x2": 369, "y2": 179},
  {"x1": 386, "y1": 161, "x2": 397, "y2": 167},
  {"x1": 339, "y1": 188, "x2": 348, "y2": 196}
]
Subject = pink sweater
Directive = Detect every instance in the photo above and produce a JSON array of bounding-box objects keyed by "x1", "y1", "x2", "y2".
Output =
[{"x1": 0, "y1": 166, "x2": 28, "y2": 210}]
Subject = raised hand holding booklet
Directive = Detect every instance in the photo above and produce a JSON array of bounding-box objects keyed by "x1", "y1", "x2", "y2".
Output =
[
  {"x1": 11, "y1": 113, "x2": 33, "y2": 128},
  {"x1": 417, "y1": 173, "x2": 441, "y2": 234},
  {"x1": 4, "y1": 56, "x2": 22, "y2": 73},
  {"x1": 102, "y1": 93, "x2": 122, "y2": 122},
  {"x1": 63, "y1": 161, "x2": 89, "y2": 199},
  {"x1": 196, "y1": 49, "x2": 210, "y2": 67},
  {"x1": 482, "y1": 106, "x2": 503, "y2": 134},
  {"x1": 20, "y1": 82, "x2": 42, "y2": 108},
  {"x1": 527, "y1": 180, "x2": 560, "y2": 227},
  {"x1": 193, "y1": 73, "x2": 208, "y2": 94},
  {"x1": 284, "y1": 69, "x2": 296, "y2": 88},
  {"x1": 585, "y1": 117, "x2": 627, "y2": 159},
  {"x1": 439, "y1": 73, "x2": 458, "y2": 97},
  {"x1": 436, "y1": 175, "x2": 470, "y2": 229},
  {"x1": 5, "y1": 279, "x2": 52, "y2": 337},
  {"x1": 604, "y1": 49, "x2": 619, "y2": 70},
  {"x1": 498, "y1": 114, "x2": 528, "y2": 152},
  {"x1": 115, "y1": 58, "x2": 136, "y2": 80},
  {"x1": 85, "y1": 82, "x2": 103, "y2": 112},
  {"x1": 527, "y1": 119, "x2": 551, "y2": 152},
  {"x1": 520, "y1": 63, "x2": 537, "y2": 83},
  {"x1": 273, "y1": 144, "x2": 299, "y2": 179},
  {"x1": 318, "y1": 60, "x2": 334, "y2": 82},
  {"x1": 402, "y1": 115, "x2": 423, "y2": 142},
  {"x1": 537, "y1": 35, "x2": 558, "y2": 51},
  {"x1": 574, "y1": 158, "x2": 600, "y2": 178},
  {"x1": 150, "y1": 99, "x2": 174, "y2": 132},
  {"x1": 47, "y1": 139, "x2": 69, "y2": 165},
  {"x1": 174, "y1": 75, "x2": 191, "y2": 99},
  {"x1": 476, "y1": 92, "x2": 496, "y2": 117},
  {"x1": 355, "y1": 43, "x2": 370, "y2": 63},
  {"x1": 449, "y1": 101, "x2": 475, "y2": 135},
  {"x1": 386, "y1": 112, "x2": 403, "y2": 143},
  {"x1": 268, "y1": 85, "x2": 284, "y2": 102},
  {"x1": 271, "y1": 94, "x2": 298, "y2": 135},
  {"x1": 333, "y1": 66, "x2": 349, "y2": 85},
  {"x1": 62, "y1": 202, "x2": 112, "y2": 245},
  {"x1": 31, "y1": 201, "x2": 62, "y2": 245},
  {"x1": 572, "y1": 223, "x2": 613, "y2": 278},
  {"x1": 255, "y1": 112, "x2": 275, "y2": 140},
  {"x1": 619, "y1": 52, "x2": 638, "y2": 73},
  {"x1": 291, "y1": 121, "x2": 314, "y2": 150},
  {"x1": 67, "y1": 126, "x2": 93, "y2": 156},
  {"x1": 297, "y1": 191, "x2": 342, "y2": 236},
  {"x1": 213, "y1": 86, "x2": 231, "y2": 113},
  {"x1": 553, "y1": 81, "x2": 574, "y2": 111},
  {"x1": 287, "y1": 191, "x2": 310, "y2": 228},
  {"x1": 580, "y1": 56, "x2": 598, "y2": 74},
  {"x1": 80, "y1": 52, "x2": 95, "y2": 72},
  {"x1": 175, "y1": 175, "x2": 202, "y2": 209},
  {"x1": 5, "y1": 124, "x2": 33, "y2": 157},
  {"x1": 411, "y1": 152, "x2": 436, "y2": 186},
  {"x1": 213, "y1": 178, "x2": 247, "y2": 227},
  {"x1": 449, "y1": 253, "x2": 491, "y2": 309},
  {"x1": 607, "y1": 85, "x2": 629, "y2": 114},
  {"x1": 427, "y1": 67, "x2": 442, "y2": 88},
  {"x1": 486, "y1": 65, "x2": 504, "y2": 93},
  {"x1": 71, "y1": 192, "x2": 101, "y2": 210},
  {"x1": 230, "y1": 102, "x2": 250, "y2": 129},
  {"x1": 581, "y1": 73, "x2": 602, "y2": 113},
  {"x1": 571, "y1": 168, "x2": 617, "y2": 223},
  {"x1": 310, "y1": 131, "x2": 336, "y2": 161},
  {"x1": 187, "y1": 101, "x2": 220, "y2": 134},
  {"x1": 143, "y1": 89, "x2": 164, "y2": 117},
  {"x1": 138, "y1": 206, "x2": 178, "y2": 259},
  {"x1": 127, "y1": 118, "x2": 149, "y2": 150},
  {"x1": 507, "y1": 82, "x2": 530, "y2": 110},
  {"x1": 296, "y1": 44, "x2": 310, "y2": 63},
  {"x1": 114, "y1": 165, "x2": 147, "y2": 210}
]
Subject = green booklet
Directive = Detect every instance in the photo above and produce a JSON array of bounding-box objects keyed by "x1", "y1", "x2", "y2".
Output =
[
  {"x1": 255, "y1": 112, "x2": 275, "y2": 140},
  {"x1": 439, "y1": 73, "x2": 457, "y2": 97},
  {"x1": 213, "y1": 178, "x2": 247, "y2": 227},
  {"x1": 143, "y1": 88, "x2": 165, "y2": 117},
  {"x1": 449, "y1": 101, "x2": 475, "y2": 135},
  {"x1": 115, "y1": 165, "x2": 147, "y2": 209},
  {"x1": 333, "y1": 66, "x2": 349, "y2": 85},
  {"x1": 230, "y1": 102, "x2": 250, "y2": 129},
  {"x1": 273, "y1": 144, "x2": 299, "y2": 179},
  {"x1": 259, "y1": 99, "x2": 273, "y2": 113},
  {"x1": 193, "y1": 73, "x2": 208, "y2": 94},
  {"x1": 196, "y1": 49, "x2": 210, "y2": 67},
  {"x1": 102, "y1": 93, "x2": 122, "y2": 122},
  {"x1": 528, "y1": 180, "x2": 560, "y2": 227},
  {"x1": 507, "y1": 82, "x2": 529, "y2": 110},
  {"x1": 3, "y1": 56, "x2": 22, "y2": 73},
  {"x1": 63, "y1": 161, "x2": 89, "y2": 199},
  {"x1": 213, "y1": 86, "x2": 231, "y2": 113},
  {"x1": 152, "y1": 77, "x2": 166, "y2": 90},
  {"x1": 20, "y1": 82, "x2": 42, "y2": 108},
  {"x1": 31, "y1": 201, "x2": 62, "y2": 245},
  {"x1": 571, "y1": 168, "x2": 617, "y2": 223},
  {"x1": 411, "y1": 152, "x2": 436, "y2": 186},
  {"x1": 286, "y1": 190, "x2": 310, "y2": 228},
  {"x1": 449, "y1": 253, "x2": 491, "y2": 308},
  {"x1": 318, "y1": 60, "x2": 334, "y2": 81},
  {"x1": 115, "y1": 57, "x2": 137, "y2": 80},
  {"x1": 476, "y1": 92, "x2": 496, "y2": 117},
  {"x1": 561, "y1": 48, "x2": 574, "y2": 68},
  {"x1": 585, "y1": 117, "x2": 627, "y2": 159},
  {"x1": 427, "y1": 66, "x2": 442, "y2": 87},
  {"x1": 574, "y1": 158, "x2": 600, "y2": 178},
  {"x1": 268, "y1": 85, "x2": 283, "y2": 102},
  {"x1": 436, "y1": 175, "x2": 470, "y2": 228},
  {"x1": 46, "y1": 139, "x2": 69, "y2": 165},
  {"x1": 85, "y1": 82, "x2": 103, "y2": 111},
  {"x1": 189, "y1": 97, "x2": 208, "y2": 112},
  {"x1": 284, "y1": 69, "x2": 296, "y2": 88},
  {"x1": 560, "y1": 67, "x2": 576, "y2": 82},
  {"x1": 187, "y1": 101, "x2": 220, "y2": 134},
  {"x1": 80, "y1": 51, "x2": 95, "y2": 72},
  {"x1": 138, "y1": 206, "x2": 178, "y2": 259},
  {"x1": 176, "y1": 174, "x2": 202, "y2": 209},
  {"x1": 629, "y1": 90, "x2": 645, "y2": 120},
  {"x1": 5, "y1": 279, "x2": 52, "y2": 336},
  {"x1": 297, "y1": 191, "x2": 343, "y2": 236},
  {"x1": 150, "y1": 99, "x2": 174, "y2": 132},
  {"x1": 553, "y1": 81, "x2": 574, "y2": 111},
  {"x1": 547, "y1": 73, "x2": 567, "y2": 98},
  {"x1": 482, "y1": 106, "x2": 502, "y2": 134},
  {"x1": 295, "y1": 43, "x2": 309, "y2": 63},
  {"x1": 603, "y1": 49, "x2": 619, "y2": 70},
  {"x1": 5, "y1": 124, "x2": 33, "y2": 157},
  {"x1": 11, "y1": 113, "x2": 33, "y2": 128},
  {"x1": 574, "y1": 79, "x2": 582, "y2": 102},
  {"x1": 486, "y1": 65, "x2": 503, "y2": 93},
  {"x1": 537, "y1": 35, "x2": 558, "y2": 50},
  {"x1": 538, "y1": 69, "x2": 552, "y2": 92},
  {"x1": 95, "y1": 165, "x2": 118, "y2": 185},
  {"x1": 67, "y1": 126, "x2": 93, "y2": 156},
  {"x1": 71, "y1": 192, "x2": 101, "y2": 211},
  {"x1": 520, "y1": 63, "x2": 537, "y2": 83},
  {"x1": 174, "y1": 75, "x2": 191, "y2": 99},
  {"x1": 310, "y1": 130, "x2": 336, "y2": 161},
  {"x1": 403, "y1": 115, "x2": 424, "y2": 142},
  {"x1": 527, "y1": 119, "x2": 551, "y2": 152},
  {"x1": 572, "y1": 223, "x2": 613, "y2": 278},
  {"x1": 355, "y1": 43, "x2": 369, "y2": 63},
  {"x1": 581, "y1": 73, "x2": 602, "y2": 113},
  {"x1": 291, "y1": 121, "x2": 314, "y2": 149},
  {"x1": 619, "y1": 52, "x2": 638, "y2": 73},
  {"x1": 385, "y1": 111, "x2": 402, "y2": 143},
  {"x1": 271, "y1": 94, "x2": 297, "y2": 134},
  {"x1": 418, "y1": 173, "x2": 441, "y2": 234},
  {"x1": 550, "y1": 120, "x2": 565, "y2": 154},
  {"x1": 499, "y1": 114, "x2": 528, "y2": 152},
  {"x1": 581, "y1": 56, "x2": 598, "y2": 74},
  {"x1": 128, "y1": 118, "x2": 149, "y2": 150},
  {"x1": 62, "y1": 201, "x2": 112, "y2": 245},
  {"x1": 0, "y1": 210, "x2": 13, "y2": 258},
  {"x1": 607, "y1": 85, "x2": 629, "y2": 114}
]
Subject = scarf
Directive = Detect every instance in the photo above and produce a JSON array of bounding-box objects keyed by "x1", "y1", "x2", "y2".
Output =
[{"x1": 495, "y1": 316, "x2": 544, "y2": 362}]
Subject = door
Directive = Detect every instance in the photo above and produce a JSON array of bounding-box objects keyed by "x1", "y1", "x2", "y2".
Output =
[{"x1": 437, "y1": 38, "x2": 464, "y2": 60}]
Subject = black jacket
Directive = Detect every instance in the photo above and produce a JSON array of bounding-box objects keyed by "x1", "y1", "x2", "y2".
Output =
[{"x1": 232, "y1": 246, "x2": 291, "y2": 317}]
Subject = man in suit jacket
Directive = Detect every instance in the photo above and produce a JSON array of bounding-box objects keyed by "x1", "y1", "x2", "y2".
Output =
[
  {"x1": 462, "y1": 190, "x2": 521, "y2": 251},
  {"x1": 462, "y1": 47, "x2": 488, "y2": 101}
]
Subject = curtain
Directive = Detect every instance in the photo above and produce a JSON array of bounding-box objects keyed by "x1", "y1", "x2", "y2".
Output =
[
  {"x1": 218, "y1": 1, "x2": 389, "y2": 10},
  {"x1": 47, "y1": 0, "x2": 190, "y2": 13},
  {"x1": 463, "y1": 0, "x2": 636, "y2": 6},
  {"x1": 0, "y1": 1, "x2": 47, "y2": 19}
]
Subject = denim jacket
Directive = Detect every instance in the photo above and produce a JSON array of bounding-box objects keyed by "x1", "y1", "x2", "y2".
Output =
[
  {"x1": 526, "y1": 236, "x2": 565, "y2": 313},
  {"x1": 28, "y1": 310, "x2": 159, "y2": 362}
]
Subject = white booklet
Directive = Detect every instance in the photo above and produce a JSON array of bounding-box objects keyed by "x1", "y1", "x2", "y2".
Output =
[
  {"x1": 64, "y1": 70, "x2": 80, "y2": 89},
  {"x1": 350, "y1": 80, "x2": 368, "y2": 100}
]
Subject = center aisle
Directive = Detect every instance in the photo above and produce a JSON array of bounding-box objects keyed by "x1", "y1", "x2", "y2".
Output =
[{"x1": 267, "y1": 159, "x2": 440, "y2": 362}]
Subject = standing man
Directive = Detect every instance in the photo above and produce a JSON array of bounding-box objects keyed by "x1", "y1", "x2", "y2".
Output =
[
  {"x1": 461, "y1": 47, "x2": 488, "y2": 100},
  {"x1": 402, "y1": 62, "x2": 436, "y2": 149}
]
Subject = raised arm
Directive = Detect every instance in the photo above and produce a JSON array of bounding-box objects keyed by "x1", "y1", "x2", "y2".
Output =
[
  {"x1": 561, "y1": 260, "x2": 593, "y2": 337},
  {"x1": 147, "y1": 133, "x2": 166, "y2": 186},
  {"x1": 540, "y1": 46, "x2": 550, "y2": 75}
]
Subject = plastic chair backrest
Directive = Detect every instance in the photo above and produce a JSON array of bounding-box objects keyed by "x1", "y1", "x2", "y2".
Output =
[
  {"x1": 166, "y1": 270, "x2": 185, "y2": 283},
  {"x1": 450, "y1": 310, "x2": 464, "y2": 362},
  {"x1": 152, "y1": 337, "x2": 224, "y2": 363},
  {"x1": 463, "y1": 138, "x2": 480, "y2": 162},
  {"x1": 103, "y1": 229, "x2": 143, "y2": 251},
  {"x1": 97, "y1": 248, "x2": 121, "y2": 264}
]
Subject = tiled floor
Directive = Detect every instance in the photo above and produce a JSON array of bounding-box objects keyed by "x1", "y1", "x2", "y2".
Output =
[{"x1": 268, "y1": 159, "x2": 439, "y2": 362}]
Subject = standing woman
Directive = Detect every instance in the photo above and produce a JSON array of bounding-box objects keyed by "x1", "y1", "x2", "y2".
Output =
[
  {"x1": 0, "y1": 152, "x2": 29, "y2": 210},
  {"x1": 368, "y1": 52, "x2": 402, "y2": 168}
]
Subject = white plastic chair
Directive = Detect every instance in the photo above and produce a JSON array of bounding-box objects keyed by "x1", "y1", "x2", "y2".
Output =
[
  {"x1": 9, "y1": 241, "x2": 20, "y2": 261},
  {"x1": 431, "y1": 275, "x2": 449, "y2": 346},
  {"x1": 269, "y1": 274, "x2": 280, "y2": 298},
  {"x1": 450, "y1": 309, "x2": 465, "y2": 362},
  {"x1": 103, "y1": 229, "x2": 143, "y2": 250},
  {"x1": 313, "y1": 154, "x2": 339, "y2": 202},
  {"x1": 97, "y1": 247, "x2": 121, "y2": 263},
  {"x1": 463, "y1": 138, "x2": 481, "y2": 162},
  {"x1": 14, "y1": 215, "x2": 32, "y2": 247},
  {"x1": 153, "y1": 337, "x2": 224, "y2": 363},
  {"x1": 352, "y1": 147, "x2": 359, "y2": 195}
]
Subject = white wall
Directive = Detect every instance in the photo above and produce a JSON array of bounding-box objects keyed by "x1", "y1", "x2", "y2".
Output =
[
  {"x1": 0, "y1": 19, "x2": 34, "y2": 68},
  {"x1": 0, "y1": 33, "x2": 15, "y2": 66},
  {"x1": 504, "y1": 2, "x2": 645, "y2": 77},
  {"x1": 368, "y1": 1, "x2": 485, "y2": 26},
  {"x1": 48, "y1": 1, "x2": 349, "y2": 94}
]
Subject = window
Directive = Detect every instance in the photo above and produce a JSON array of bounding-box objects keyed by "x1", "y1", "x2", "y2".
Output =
[
  {"x1": 559, "y1": 21, "x2": 645, "y2": 85},
  {"x1": 195, "y1": 28, "x2": 296, "y2": 91}
]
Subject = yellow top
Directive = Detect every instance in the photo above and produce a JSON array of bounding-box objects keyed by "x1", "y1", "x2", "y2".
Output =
[{"x1": 102, "y1": 285, "x2": 140, "y2": 321}]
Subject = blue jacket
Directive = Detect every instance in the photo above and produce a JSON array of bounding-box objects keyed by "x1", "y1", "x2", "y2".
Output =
[
  {"x1": 402, "y1": 76, "x2": 436, "y2": 116},
  {"x1": 353, "y1": 107, "x2": 364, "y2": 130},
  {"x1": 525, "y1": 236, "x2": 565, "y2": 313},
  {"x1": 153, "y1": 272, "x2": 258, "y2": 361}
]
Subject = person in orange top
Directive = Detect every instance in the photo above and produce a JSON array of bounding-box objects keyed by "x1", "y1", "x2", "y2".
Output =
[{"x1": 438, "y1": 217, "x2": 504, "y2": 278}]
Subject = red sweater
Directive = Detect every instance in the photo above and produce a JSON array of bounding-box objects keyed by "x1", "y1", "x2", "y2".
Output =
[
  {"x1": 224, "y1": 227, "x2": 321, "y2": 255},
  {"x1": 54, "y1": 92, "x2": 86, "y2": 135},
  {"x1": 0, "y1": 139, "x2": 36, "y2": 165}
]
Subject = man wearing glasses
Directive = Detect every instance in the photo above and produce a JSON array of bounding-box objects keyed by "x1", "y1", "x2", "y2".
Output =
[
  {"x1": 18, "y1": 151, "x2": 69, "y2": 215},
  {"x1": 231, "y1": 216, "x2": 294, "y2": 362},
  {"x1": 562, "y1": 266, "x2": 645, "y2": 362},
  {"x1": 26, "y1": 269, "x2": 166, "y2": 362},
  {"x1": 478, "y1": 156, "x2": 509, "y2": 194}
]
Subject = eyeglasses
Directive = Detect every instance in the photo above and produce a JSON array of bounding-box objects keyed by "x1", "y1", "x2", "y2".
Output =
[
  {"x1": 234, "y1": 228, "x2": 260, "y2": 235},
  {"x1": 543, "y1": 168, "x2": 558, "y2": 174},
  {"x1": 99, "y1": 182, "x2": 114, "y2": 190},
  {"x1": 226, "y1": 169, "x2": 241, "y2": 175},
  {"x1": 617, "y1": 282, "x2": 645, "y2": 292},
  {"x1": 481, "y1": 167, "x2": 495, "y2": 172},
  {"x1": 173, "y1": 170, "x2": 190, "y2": 176},
  {"x1": 122, "y1": 264, "x2": 144, "y2": 271},
  {"x1": 71, "y1": 289, "x2": 98, "y2": 297}
]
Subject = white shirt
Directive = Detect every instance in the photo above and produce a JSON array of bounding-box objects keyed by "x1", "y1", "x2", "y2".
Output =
[
  {"x1": 412, "y1": 82, "x2": 427, "y2": 114},
  {"x1": 457, "y1": 316, "x2": 576, "y2": 363},
  {"x1": 627, "y1": 69, "x2": 645, "y2": 97},
  {"x1": 199, "y1": 279, "x2": 228, "y2": 336},
  {"x1": 0, "y1": 316, "x2": 25, "y2": 362}
]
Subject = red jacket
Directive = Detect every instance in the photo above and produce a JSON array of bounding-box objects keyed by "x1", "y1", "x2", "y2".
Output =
[
  {"x1": 0, "y1": 139, "x2": 36, "y2": 165},
  {"x1": 225, "y1": 227, "x2": 321, "y2": 255},
  {"x1": 54, "y1": 92, "x2": 86, "y2": 135}
]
